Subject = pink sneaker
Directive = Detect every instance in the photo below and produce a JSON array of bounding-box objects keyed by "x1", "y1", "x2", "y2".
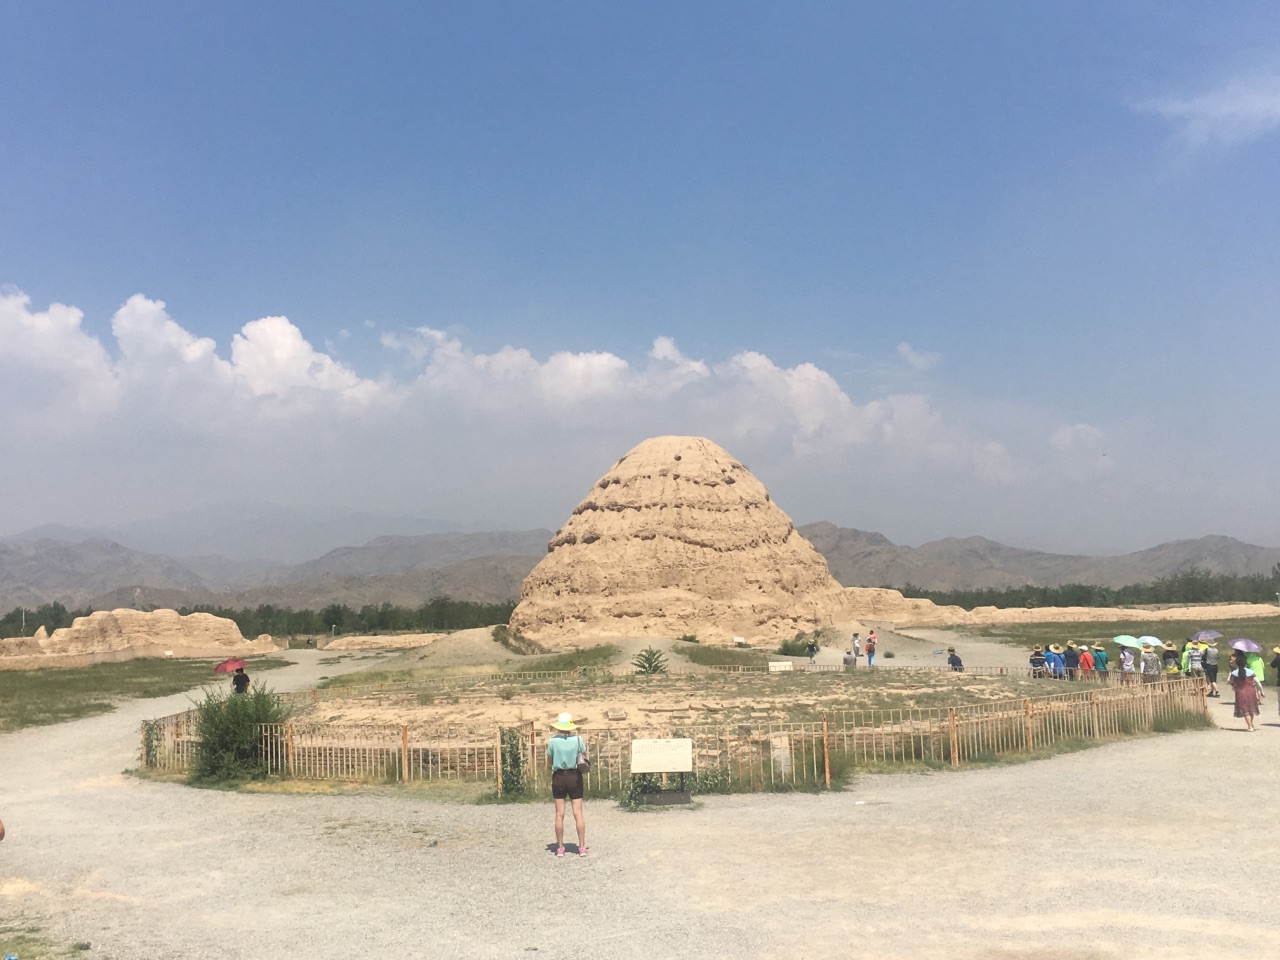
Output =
[
  {"x1": 578, "y1": 846, "x2": 589, "y2": 857},
  {"x1": 555, "y1": 846, "x2": 565, "y2": 857}
]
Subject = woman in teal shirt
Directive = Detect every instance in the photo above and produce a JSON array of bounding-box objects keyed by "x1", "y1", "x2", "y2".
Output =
[{"x1": 546, "y1": 713, "x2": 588, "y2": 857}]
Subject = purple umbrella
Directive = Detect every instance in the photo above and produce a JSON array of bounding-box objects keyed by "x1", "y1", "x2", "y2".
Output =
[
  {"x1": 1229, "y1": 638, "x2": 1262, "y2": 653},
  {"x1": 1190, "y1": 630, "x2": 1222, "y2": 642}
]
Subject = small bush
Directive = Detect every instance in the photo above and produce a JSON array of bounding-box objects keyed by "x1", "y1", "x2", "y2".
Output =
[
  {"x1": 632, "y1": 646, "x2": 669, "y2": 675},
  {"x1": 778, "y1": 632, "x2": 819, "y2": 657},
  {"x1": 882, "y1": 650, "x2": 896, "y2": 659},
  {"x1": 677, "y1": 634, "x2": 699, "y2": 644},
  {"x1": 190, "y1": 685, "x2": 291, "y2": 784}
]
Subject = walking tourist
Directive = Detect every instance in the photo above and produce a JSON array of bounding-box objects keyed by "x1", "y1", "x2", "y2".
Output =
[
  {"x1": 546, "y1": 712, "x2": 588, "y2": 857},
  {"x1": 1182, "y1": 641, "x2": 1206, "y2": 679},
  {"x1": 842, "y1": 649, "x2": 857, "y2": 670},
  {"x1": 1161, "y1": 643, "x2": 1181, "y2": 676},
  {"x1": 1245, "y1": 650, "x2": 1266, "y2": 685},
  {"x1": 851, "y1": 633, "x2": 862, "y2": 661},
  {"x1": 1092, "y1": 643, "x2": 1109, "y2": 675},
  {"x1": 1029, "y1": 645, "x2": 1047, "y2": 678},
  {"x1": 1203, "y1": 640, "x2": 1221, "y2": 697},
  {"x1": 231, "y1": 667, "x2": 250, "y2": 694},
  {"x1": 1063, "y1": 643, "x2": 1081, "y2": 680},
  {"x1": 1271, "y1": 647, "x2": 1280, "y2": 694},
  {"x1": 946, "y1": 647, "x2": 964, "y2": 672},
  {"x1": 1119, "y1": 645, "x2": 1136, "y2": 684},
  {"x1": 1139, "y1": 644, "x2": 1161, "y2": 684},
  {"x1": 806, "y1": 639, "x2": 818, "y2": 663},
  {"x1": 866, "y1": 633, "x2": 877, "y2": 667},
  {"x1": 1227, "y1": 652, "x2": 1263, "y2": 732}
]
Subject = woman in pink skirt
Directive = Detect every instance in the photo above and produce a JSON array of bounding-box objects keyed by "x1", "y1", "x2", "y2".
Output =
[{"x1": 1228, "y1": 651, "x2": 1263, "y2": 731}]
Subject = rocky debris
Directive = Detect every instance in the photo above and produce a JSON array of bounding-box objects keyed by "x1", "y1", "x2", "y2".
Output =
[
  {"x1": 509, "y1": 436, "x2": 866, "y2": 645},
  {"x1": 0, "y1": 608, "x2": 279, "y2": 669}
]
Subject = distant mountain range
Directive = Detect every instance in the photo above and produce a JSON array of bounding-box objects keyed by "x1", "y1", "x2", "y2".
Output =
[
  {"x1": 3, "y1": 521, "x2": 1279, "y2": 613},
  {"x1": 796, "y1": 522, "x2": 1280, "y2": 591}
]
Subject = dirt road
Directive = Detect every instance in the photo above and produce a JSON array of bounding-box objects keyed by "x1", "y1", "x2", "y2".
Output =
[{"x1": 3, "y1": 652, "x2": 1278, "y2": 960}]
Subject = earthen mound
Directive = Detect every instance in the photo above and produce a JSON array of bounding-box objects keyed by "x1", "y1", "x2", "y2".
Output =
[
  {"x1": 509, "y1": 436, "x2": 860, "y2": 644},
  {"x1": 0, "y1": 608, "x2": 279, "y2": 670}
]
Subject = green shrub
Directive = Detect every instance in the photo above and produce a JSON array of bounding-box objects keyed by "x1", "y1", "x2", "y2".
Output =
[
  {"x1": 677, "y1": 634, "x2": 699, "y2": 644},
  {"x1": 632, "y1": 646, "x2": 669, "y2": 675},
  {"x1": 190, "y1": 685, "x2": 291, "y2": 784},
  {"x1": 778, "y1": 632, "x2": 819, "y2": 657},
  {"x1": 492, "y1": 624, "x2": 547, "y2": 655},
  {"x1": 882, "y1": 650, "x2": 896, "y2": 659}
]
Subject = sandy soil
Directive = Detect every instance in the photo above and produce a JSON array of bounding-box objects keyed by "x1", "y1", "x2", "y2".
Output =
[{"x1": 4, "y1": 650, "x2": 1279, "y2": 960}]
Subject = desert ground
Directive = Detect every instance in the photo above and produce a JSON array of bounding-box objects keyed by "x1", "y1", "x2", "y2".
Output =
[{"x1": 3, "y1": 643, "x2": 1279, "y2": 960}]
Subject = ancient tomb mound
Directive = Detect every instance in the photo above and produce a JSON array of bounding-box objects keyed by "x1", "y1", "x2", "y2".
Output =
[
  {"x1": 0, "y1": 608, "x2": 279, "y2": 669},
  {"x1": 508, "y1": 436, "x2": 854, "y2": 644}
]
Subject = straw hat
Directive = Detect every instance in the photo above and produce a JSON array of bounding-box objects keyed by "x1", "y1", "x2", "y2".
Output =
[
  {"x1": 1066, "y1": 641, "x2": 1078, "y2": 648},
  {"x1": 1272, "y1": 646, "x2": 1280, "y2": 656},
  {"x1": 1049, "y1": 644, "x2": 1064, "y2": 654},
  {"x1": 1162, "y1": 642, "x2": 1177, "y2": 652},
  {"x1": 1141, "y1": 643, "x2": 1154, "y2": 651},
  {"x1": 551, "y1": 712, "x2": 578, "y2": 731},
  {"x1": 946, "y1": 646, "x2": 956, "y2": 653}
]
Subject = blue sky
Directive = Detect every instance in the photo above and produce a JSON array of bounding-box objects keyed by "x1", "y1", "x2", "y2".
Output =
[{"x1": 4, "y1": 2, "x2": 1280, "y2": 555}]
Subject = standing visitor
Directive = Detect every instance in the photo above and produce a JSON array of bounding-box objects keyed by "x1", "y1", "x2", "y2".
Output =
[
  {"x1": 852, "y1": 633, "x2": 862, "y2": 662},
  {"x1": 946, "y1": 647, "x2": 964, "y2": 672},
  {"x1": 1029, "y1": 645, "x2": 1047, "y2": 678},
  {"x1": 1270, "y1": 647, "x2": 1280, "y2": 696},
  {"x1": 1139, "y1": 644, "x2": 1161, "y2": 684},
  {"x1": 1063, "y1": 643, "x2": 1081, "y2": 680},
  {"x1": 1045, "y1": 645, "x2": 1066, "y2": 679},
  {"x1": 546, "y1": 713, "x2": 588, "y2": 857},
  {"x1": 1227, "y1": 652, "x2": 1262, "y2": 732},
  {"x1": 842, "y1": 649, "x2": 857, "y2": 670},
  {"x1": 806, "y1": 639, "x2": 818, "y2": 663},
  {"x1": 1245, "y1": 650, "x2": 1266, "y2": 685},
  {"x1": 1092, "y1": 643, "x2": 1109, "y2": 676},
  {"x1": 1161, "y1": 643, "x2": 1181, "y2": 676},
  {"x1": 865, "y1": 633, "x2": 877, "y2": 667},
  {"x1": 1120, "y1": 645, "x2": 1136, "y2": 684},
  {"x1": 231, "y1": 667, "x2": 250, "y2": 694},
  {"x1": 1078, "y1": 645, "x2": 1096, "y2": 678},
  {"x1": 1203, "y1": 640, "x2": 1221, "y2": 697}
]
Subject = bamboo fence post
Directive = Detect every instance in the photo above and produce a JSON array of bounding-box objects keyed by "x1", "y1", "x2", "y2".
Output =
[
  {"x1": 1090, "y1": 690, "x2": 1101, "y2": 739},
  {"x1": 285, "y1": 723, "x2": 296, "y2": 778},
  {"x1": 401, "y1": 724, "x2": 409, "y2": 783},
  {"x1": 948, "y1": 707, "x2": 960, "y2": 767},
  {"x1": 822, "y1": 712, "x2": 831, "y2": 789},
  {"x1": 1197, "y1": 676, "x2": 1209, "y2": 716},
  {"x1": 495, "y1": 728, "x2": 503, "y2": 798}
]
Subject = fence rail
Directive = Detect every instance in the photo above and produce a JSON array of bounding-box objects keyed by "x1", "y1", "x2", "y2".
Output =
[{"x1": 144, "y1": 678, "x2": 1209, "y2": 793}]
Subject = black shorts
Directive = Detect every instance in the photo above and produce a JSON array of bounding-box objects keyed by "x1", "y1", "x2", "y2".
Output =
[
  {"x1": 1204, "y1": 665, "x2": 1218, "y2": 683},
  {"x1": 551, "y1": 768, "x2": 583, "y2": 800}
]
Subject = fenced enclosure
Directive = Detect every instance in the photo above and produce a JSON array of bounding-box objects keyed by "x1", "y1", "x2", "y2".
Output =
[{"x1": 142, "y1": 677, "x2": 1208, "y2": 795}]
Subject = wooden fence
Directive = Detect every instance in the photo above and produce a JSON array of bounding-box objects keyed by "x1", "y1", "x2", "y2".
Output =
[{"x1": 142, "y1": 678, "x2": 1208, "y2": 792}]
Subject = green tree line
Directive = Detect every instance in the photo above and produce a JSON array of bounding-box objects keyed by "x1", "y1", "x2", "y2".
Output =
[
  {"x1": 0, "y1": 597, "x2": 516, "y2": 640},
  {"x1": 899, "y1": 566, "x2": 1280, "y2": 611}
]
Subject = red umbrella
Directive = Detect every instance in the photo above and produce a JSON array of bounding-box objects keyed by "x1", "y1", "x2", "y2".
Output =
[{"x1": 214, "y1": 658, "x2": 249, "y2": 673}]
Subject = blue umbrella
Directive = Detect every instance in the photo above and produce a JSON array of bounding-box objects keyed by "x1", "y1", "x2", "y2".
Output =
[{"x1": 1137, "y1": 635, "x2": 1161, "y2": 647}]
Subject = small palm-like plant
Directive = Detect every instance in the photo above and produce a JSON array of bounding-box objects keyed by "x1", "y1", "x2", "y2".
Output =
[{"x1": 632, "y1": 646, "x2": 669, "y2": 675}]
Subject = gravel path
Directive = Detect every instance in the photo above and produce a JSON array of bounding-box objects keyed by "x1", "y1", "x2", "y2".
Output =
[{"x1": 3, "y1": 653, "x2": 1278, "y2": 960}]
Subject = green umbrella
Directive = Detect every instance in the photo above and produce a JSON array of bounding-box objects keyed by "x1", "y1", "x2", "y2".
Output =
[{"x1": 1113, "y1": 635, "x2": 1142, "y2": 649}]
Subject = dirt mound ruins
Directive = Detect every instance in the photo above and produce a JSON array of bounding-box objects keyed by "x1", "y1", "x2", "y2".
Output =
[
  {"x1": 0, "y1": 608, "x2": 279, "y2": 670},
  {"x1": 509, "y1": 436, "x2": 863, "y2": 644}
]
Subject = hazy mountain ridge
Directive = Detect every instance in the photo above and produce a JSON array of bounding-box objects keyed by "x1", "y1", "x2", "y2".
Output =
[
  {"x1": 4, "y1": 522, "x2": 1280, "y2": 613},
  {"x1": 799, "y1": 522, "x2": 1280, "y2": 591}
]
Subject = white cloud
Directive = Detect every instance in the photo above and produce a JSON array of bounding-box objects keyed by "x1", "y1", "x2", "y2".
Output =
[
  {"x1": 896, "y1": 341, "x2": 940, "y2": 372},
  {"x1": 1, "y1": 288, "x2": 1095, "y2": 539},
  {"x1": 1139, "y1": 70, "x2": 1280, "y2": 149}
]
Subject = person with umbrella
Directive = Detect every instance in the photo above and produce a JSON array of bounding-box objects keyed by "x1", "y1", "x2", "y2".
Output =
[
  {"x1": 1139, "y1": 643, "x2": 1161, "y2": 684},
  {"x1": 1202, "y1": 639, "x2": 1222, "y2": 698},
  {"x1": 1227, "y1": 650, "x2": 1263, "y2": 731},
  {"x1": 215, "y1": 657, "x2": 251, "y2": 694}
]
